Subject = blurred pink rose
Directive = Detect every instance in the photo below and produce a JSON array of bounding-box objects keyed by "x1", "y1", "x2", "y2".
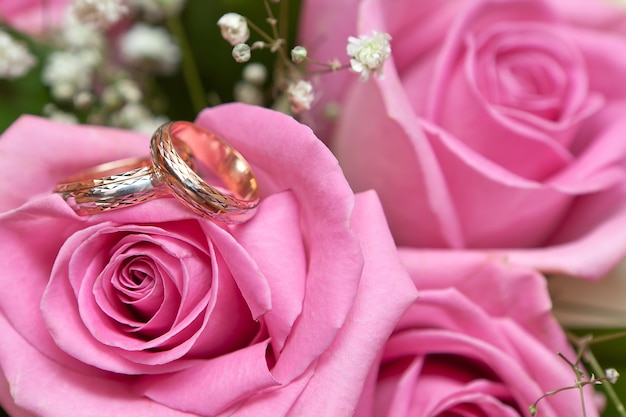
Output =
[
  {"x1": 300, "y1": 0, "x2": 626, "y2": 279},
  {"x1": 0, "y1": 104, "x2": 417, "y2": 416},
  {"x1": 354, "y1": 250, "x2": 600, "y2": 417},
  {"x1": 0, "y1": 0, "x2": 69, "y2": 35}
]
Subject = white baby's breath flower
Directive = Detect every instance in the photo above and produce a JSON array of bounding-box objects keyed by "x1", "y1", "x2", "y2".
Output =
[
  {"x1": 102, "y1": 78, "x2": 143, "y2": 107},
  {"x1": 242, "y1": 63, "x2": 267, "y2": 85},
  {"x1": 218, "y1": 13, "x2": 250, "y2": 46},
  {"x1": 61, "y1": 12, "x2": 105, "y2": 50},
  {"x1": 0, "y1": 31, "x2": 37, "y2": 79},
  {"x1": 131, "y1": 114, "x2": 170, "y2": 134},
  {"x1": 290, "y1": 46, "x2": 307, "y2": 64},
  {"x1": 346, "y1": 30, "x2": 392, "y2": 81},
  {"x1": 43, "y1": 104, "x2": 80, "y2": 124},
  {"x1": 42, "y1": 50, "x2": 98, "y2": 101},
  {"x1": 606, "y1": 368, "x2": 620, "y2": 384},
  {"x1": 110, "y1": 102, "x2": 167, "y2": 133},
  {"x1": 286, "y1": 80, "x2": 314, "y2": 113},
  {"x1": 70, "y1": 0, "x2": 129, "y2": 29},
  {"x1": 119, "y1": 23, "x2": 181, "y2": 74},
  {"x1": 234, "y1": 81, "x2": 264, "y2": 106},
  {"x1": 73, "y1": 91, "x2": 95, "y2": 109},
  {"x1": 232, "y1": 43, "x2": 251, "y2": 63},
  {"x1": 112, "y1": 103, "x2": 168, "y2": 133}
]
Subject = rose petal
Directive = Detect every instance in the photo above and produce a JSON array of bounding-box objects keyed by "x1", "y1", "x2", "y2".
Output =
[
  {"x1": 426, "y1": 381, "x2": 519, "y2": 416},
  {"x1": 423, "y1": 123, "x2": 573, "y2": 247},
  {"x1": 0, "y1": 195, "x2": 101, "y2": 374},
  {"x1": 231, "y1": 191, "x2": 307, "y2": 354},
  {"x1": 0, "y1": 312, "x2": 194, "y2": 417},
  {"x1": 38, "y1": 199, "x2": 224, "y2": 374},
  {"x1": 548, "y1": 102, "x2": 626, "y2": 192},
  {"x1": 377, "y1": 356, "x2": 424, "y2": 417},
  {"x1": 384, "y1": 329, "x2": 584, "y2": 417},
  {"x1": 195, "y1": 104, "x2": 363, "y2": 383},
  {"x1": 0, "y1": 0, "x2": 69, "y2": 35},
  {"x1": 198, "y1": 219, "x2": 272, "y2": 322},
  {"x1": 567, "y1": 27, "x2": 626, "y2": 98},
  {"x1": 219, "y1": 369, "x2": 314, "y2": 417},
  {"x1": 333, "y1": 79, "x2": 464, "y2": 248},
  {"x1": 503, "y1": 182, "x2": 626, "y2": 279},
  {"x1": 398, "y1": 249, "x2": 566, "y2": 347},
  {"x1": 0, "y1": 365, "x2": 36, "y2": 417},
  {"x1": 286, "y1": 191, "x2": 418, "y2": 416},
  {"x1": 138, "y1": 340, "x2": 278, "y2": 416},
  {"x1": 0, "y1": 116, "x2": 149, "y2": 212}
]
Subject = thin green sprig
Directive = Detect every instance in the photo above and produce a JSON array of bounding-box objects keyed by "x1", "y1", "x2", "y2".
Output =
[
  {"x1": 568, "y1": 332, "x2": 626, "y2": 417},
  {"x1": 530, "y1": 331, "x2": 626, "y2": 417},
  {"x1": 166, "y1": 14, "x2": 206, "y2": 114}
]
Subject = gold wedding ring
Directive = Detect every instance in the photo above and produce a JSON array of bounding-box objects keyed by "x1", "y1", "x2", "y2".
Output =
[
  {"x1": 54, "y1": 121, "x2": 259, "y2": 223},
  {"x1": 151, "y1": 121, "x2": 259, "y2": 223}
]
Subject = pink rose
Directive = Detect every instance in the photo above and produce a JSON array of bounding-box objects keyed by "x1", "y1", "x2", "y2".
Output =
[
  {"x1": 300, "y1": 0, "x2": 626, "y2": 279},
  {"x1": 0, "y1": 104, "x2": 417, "y2": 416},
  {"x1": 355, "y1": 250, "x2": 600, "y2": 417},
  {"x1": 0, "y1": 0, "x2": 69, "y2": 35}
]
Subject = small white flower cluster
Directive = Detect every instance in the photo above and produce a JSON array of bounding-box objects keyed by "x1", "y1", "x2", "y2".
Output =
[
  {"x1": 233, "y1": 63, "x2": 267, "y2": 106},
  {"x1": 119, "y1": 23, "x2": 181, "y2": 74},
  {"x1": 218, "y1": 13, "x2": 252, "y2": 63},
  {"x1": 286, "y1": 80, "x2": 314, "y2": 113},
  {"x1": 217, "y1": 10, "x2": 316, "y2": 113},
  {"x1": 346, "y1": 30, "x2": 392, "y2": 81},
  {"x1": 70, "y1": 0, "x2": 129, "y2": 29},
  {"x1": 61, "y1": 13, "x2": 106, "y2": 50},
  {"x1": 0, "y1": 30, "x2": 37, "y2": 80},
  {"x1": 43, "y1": 104, "x2": 80, "y2": 124},
  {"x1": 101, "y1": 78, "x2": 169, "y2": 133},
  {"x1": 216, "y1": 5, "x2": 393, "y2": 116},
  {"x1": 101, "y1": 79, "x2": 140, "y2": 108},
  {"x1": 110, "y1": 102, "x2": 169, "y2": 134},
  {"x1": 42, "y1": 50, "x2": 100, "y2": 101},
  {"x1": 36, "y1": 0, "x2": 175, "y2": 133}
]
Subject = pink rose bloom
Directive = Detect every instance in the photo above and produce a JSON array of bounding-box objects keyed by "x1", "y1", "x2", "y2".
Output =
[
  {"x1": 300, "y1": 0, "x2": 626, "y2": 279},
  {"x1": 0, "y1": 104, "x2": 417, "y2": 416},
  {"x1": 354, "y1": 250, "x2": 600, "y2": 417},
  {"x1": 0, "y1": 0, "x2": 69, "y2": 35}
]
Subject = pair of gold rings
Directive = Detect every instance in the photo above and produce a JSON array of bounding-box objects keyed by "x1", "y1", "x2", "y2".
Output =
[{"x1": 54, "y1": 121, "x2": 259, "y2": 224}]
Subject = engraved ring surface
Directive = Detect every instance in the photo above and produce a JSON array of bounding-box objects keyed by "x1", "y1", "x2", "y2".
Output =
[
  {"x1": 54, "y1": 157, "x2": 170, "y2": 216},
  {"x1": 54, "y1": 121, "x2": 259, "y2": 223},
  {"x1": 151, "y1": 121, "x2": 259, "y2": 223}
]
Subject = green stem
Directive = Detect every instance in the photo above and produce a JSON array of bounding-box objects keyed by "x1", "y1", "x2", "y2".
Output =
[
  {"x1": 166, "y1": 15, "x2": 206, "y2": 114},
  {"x1": 246, "y1": 18, "x2": 275, "y2": 44},
  {"x1": 260, "y1": 0, "x2": 291, "y2": 71},
  {"x1": 279, "y1": 0, "x2": 289, "y2": 44},
  {"x1": 588, "y1": 330, "x2": 626, "y2": 345},
  {"x1": 307, "y1": 64, "x2": 352, "y2": 75},
  {"x1": 262, "y1": 0, "x2": 280, "y2": 40},
  {"x1": 579, "y1": 382, "x2": 588, "y2": 417},
  {"x1": 584, "y1": 349, "x2": 626, "y2": 417}
]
